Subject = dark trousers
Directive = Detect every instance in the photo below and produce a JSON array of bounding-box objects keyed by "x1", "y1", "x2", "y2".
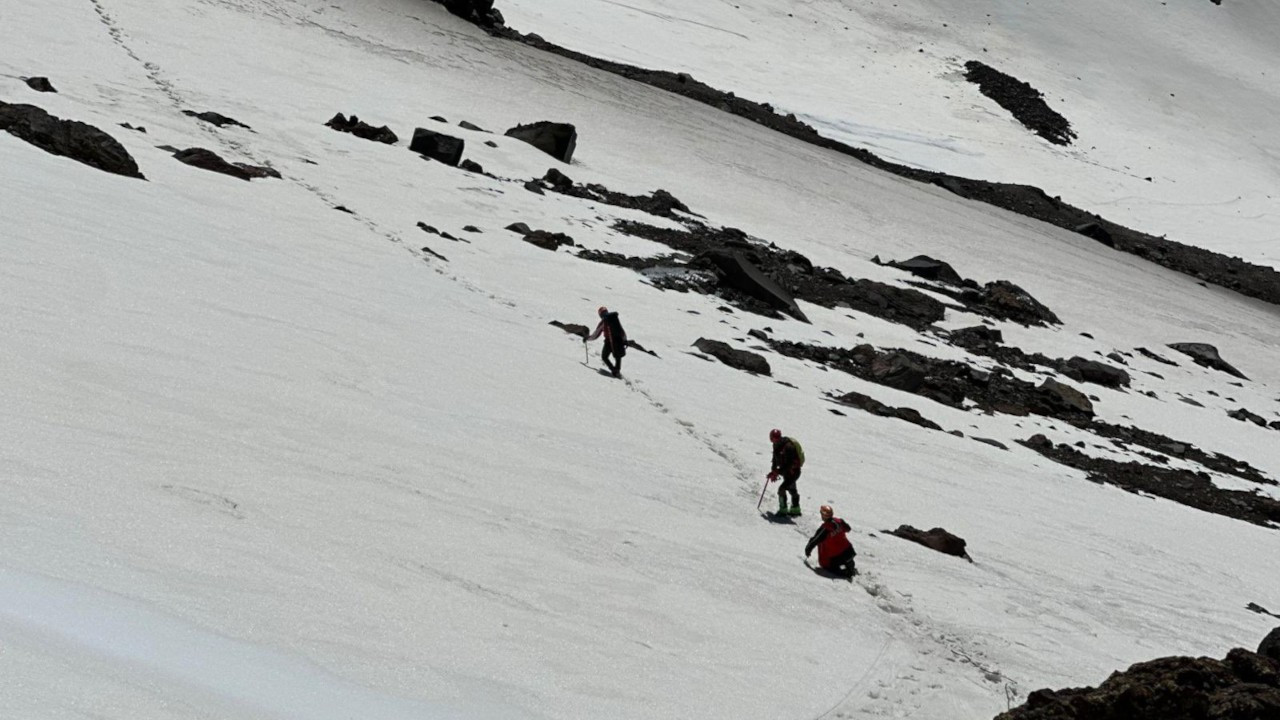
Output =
[
  {"x1": 602, "y1": 341, "x2": 622, "y2": 376},
  {"x1": 777, "y1": 468, "x2": 800, "y2": 507}
]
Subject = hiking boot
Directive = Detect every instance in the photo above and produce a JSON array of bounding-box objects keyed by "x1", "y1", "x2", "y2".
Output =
[
  {"x1": 787, "y1": 505, "x2": 803, "y2": 516},
  {"x1": 777, "y1": 500, "x2": 788, "y2": 515}
]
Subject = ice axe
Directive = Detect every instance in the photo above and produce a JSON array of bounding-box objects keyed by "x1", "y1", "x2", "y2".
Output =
[{"x1": 756, "y1": 473, "x2": 773, "y2": 510}]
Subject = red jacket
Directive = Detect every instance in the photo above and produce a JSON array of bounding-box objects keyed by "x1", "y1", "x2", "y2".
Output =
[{"x1": 806, "y1": 518, "x2": 853, "y2": 567}]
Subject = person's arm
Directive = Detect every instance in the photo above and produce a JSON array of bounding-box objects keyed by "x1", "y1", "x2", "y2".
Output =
[
  {"x1": 585, "y1": 320, "x2": 604, "y2": 341},
  {"x1": 838, "y1": 519, "x2": 851, "y2": 533},
  {"x1": 805, "y1": 526, "x2": 829, "y2": 556}
]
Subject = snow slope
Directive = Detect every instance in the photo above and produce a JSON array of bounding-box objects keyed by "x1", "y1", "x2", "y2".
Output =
[
  {"x1": 502, "y1": 0, "x2": 1280, "y2": 267},
  {"x1": 2, "y1": 1, "x2": 1279, "y2": 718}
]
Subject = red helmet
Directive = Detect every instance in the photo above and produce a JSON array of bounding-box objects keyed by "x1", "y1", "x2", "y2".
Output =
[
  {"x1": 819, "y1": 505, "x2": 834, "y2": 520},
  {"x1": 598, "y1": 306, "x2": 608, "y2": 317},
  {"x1": 769, "y1": 428, "x2": 782, "y2": 442}
]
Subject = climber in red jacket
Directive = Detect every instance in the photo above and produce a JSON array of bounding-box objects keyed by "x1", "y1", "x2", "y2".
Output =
[{"x1": 805, "y1": 505, "x2": 856, "y2": 579}]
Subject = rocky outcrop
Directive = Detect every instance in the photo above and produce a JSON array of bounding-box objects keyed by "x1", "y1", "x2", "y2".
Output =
[
  {"x1": 997, "y1": 648, "x2": 1280, "y2": 720},
  {"x1": 611, "y1": 221, "x2": 944, "y2": 329},
  {"x1": 963, "y1": 61, "x2": 1075, "y2": 146},
  {"x1": 505, "y1": 121, "x2": 577, "y2": 163},
  {"x1": 887, "y1": 525, "x2": 971, "y2": 560},
  {"x1": 535, "y1": 168, "x2": 693, "y2": 219},
  {"x1": 1262, "y1": 628, "x2": 1280, "y2": 663},
  {"x1": 439, "y1": 0, "x2": 504, "y2": 28},
  {"x1": 0, "y1": 102, "x2": 143, "y2": 179},
  {"x1": 1168, "y1": 343, "x2": 1249, "y2": 380},
  {"x1": 325, "y1": 113, "x2": 398, "y2": 144},
  {"x1": 693, "y1": 338, "x2": 771, "y2": 376},
  {"x1": 410, "y1": 127, "x2": 464, "y2": 166},
  {"x1": 172, "y1": 148, "x2": 279, "y2": 180},
  {"x1": 833, "y1": 391, "x2": 942, "y2": 431},
  {"x1": 1018, "y1": 435, "x2": 1280, "y2": 528},
  {"x1": 702, "y1": 250, "x2": 809, "y2": 323},
  {"x1": 183, "y1": 110, "x2": 250, "y2": 129},
  {"x1": 962, "y1": 280, "x2": 1061, "y2": 326},
  {"x1": 881, "y1": 254, "x2": 969, "y2": 286},
  {"x1": 1038, "y1": 379, "x2": 1094, "y2": 417}
]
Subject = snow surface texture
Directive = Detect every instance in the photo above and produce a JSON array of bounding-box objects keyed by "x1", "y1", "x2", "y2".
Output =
[
  {"x1": 2, "y1": 1, "x2": 1279, "y2": 719},
  {"x1": 501, "y1": 0, "x2": 1280, "y2": 268}
]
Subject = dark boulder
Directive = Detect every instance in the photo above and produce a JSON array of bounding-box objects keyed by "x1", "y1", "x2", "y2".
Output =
[
  {"x1": 888, "y1": 525, "x2": 971, "y2": 560},
  {"x1": 0, "y1": 101, "x2": 143, "y2": 178},
  {"x1": 949, "y1": 325, "x2": 1003, "y2": 347},
  {"x1": 964, "y1": 280, "x2": 1061, "y2": 326},
  {"x1": 1261, "y1": 628, "x2": 1280, "y2": 663},
  {"x1": 702, "y1": 250, "x2": 809, "y2": 323},
  {"x1": 25, "y1": 76, "x2": 57, "y2": 93},
  {"x1": 441, "y1": 0, "x2": 504, "y2": 27},
  {"x1": 996, "y1": 648, "x2": 1280, "y2": 720},
  {"x1": 972, "y1": 437, "x2": 1009, "y2": 450},
  {"x1": 183, "y1": 110, "x2": 250, "y2": 129},
  {"x1": 868, "y1": 352, "x2": 926, "y2": 393},
  {"x1": 1065, "y1": 357, "x2": 1130, "y2": 388},
  {"x1": 1038, "y1": 378, "x2": 1094, "y2": 416},
  {"x1": 693, "y1": 338, "x2": 771, "y2": 376},
  {"x1": 522, "y1": 230, "x2": 575, "y2": 251},
  {"x1": 325, "y1": 113, "x2": 398, "y2": 144},
  {"x1": 885, "y1": 255, "x2": 965, "y2": 286},
  {"x1": 505, "y1": 222, "x2": 532, "y2": 235},
  {"x1": 459, "y1": 158, "x2": 485, "y2": 174},
  {"x1": 172, "y1": 148, "x2": 278, "y2": 181},
  {"x1": 458, "y1": 120, "x2": 488, "y2": 132},
  {"x1": 410, "y1": 127, "x2": 464, "y2": 166},
  {"x1": 1227, "y1": 408, "x2": 1268, "y2": 427},
  {"x1": 505, "y1": 121, "x2": 577, "y2": 163},
  {"x1": 1168, "y1": 343, "x2": 1249, "y2": 380},
  {"x1": 1074, "y1": 221, "x2": 1115, "y2": 248}
]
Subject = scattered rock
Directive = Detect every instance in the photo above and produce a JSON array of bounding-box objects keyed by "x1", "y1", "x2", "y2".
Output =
[
  {"x1": 1169, "y1": 343, "x2": 1249, "y2": 380},
  {"x1": 334, "y1": 205, "x2": 354, "y2": 214},
  {"x1": 458, "y1": 120, "x2": 488, "y2": 132},
  {"x1": 1136, "y1": 347, "x2": 1179, "y2": 366},
  {"x1": 410, "y1": 127, "x2": 465, "y2": 166},
  {"x1": 0, "y1": 101, "x2": 143, "y2": 178},
  {"x1": 869, "y1": 352, "x2": 927, "y2": 393},
  {"x1": 521, "y1": 229, "x2": 575, "y2": 251},
  {"x1": 832, "y1": 390, "x2": 942, "y2": 431},
  {"x1": 972, "y1": 437, "x2": 1009, "y2": 451},
  {"x1": 887, "y1": 525, "x2": 971, "y2": 560},
  {"x1": 505, "y1": 222, "x2": 532, "y2": 235},
  {"x1": 183, "y1": 110, "x2": 250, "y2": 129},
  {"x1": 997, "y1": 648, "x2": 1280, "y2": 720},
  {"x1": 692, "y1": 338, "x2": 771, "y2": 376},
  {"x1": 459, "y1": 158, "x2": 485, "y2": 174},
  {"x1": 505, "y1": 121, "x2": 577, "y2": 163},
  {"x1": 462, "y1": 225, "x2": 481, "y2": 233},
  {"x1": 964, "y1": 60, "x2": 1075, "y2": 146},
  {"x1": 963, "y1": 280, "x2": 1061, "y2": 326},
  {"x1": 119, "y1": 122, "x2": 146, "y2": 133},
  {"x1": 1228, "y1": 408, "x2": 1268, "y2": 427},
  {"x1": 24, "y1": 76, "x2": 56, "y2": 93},
  {"x1": 325, "y1": 113, "x2": 398, "y2": 144},
  {"x1": 172, "y1": 147, "x2": 278, "y2": 181},
  {"x1": 440, "y1": 0, "x2": 505, "y2": 27},
  {"x1": 420, "y1": 245, "x2": 448, "y2": 261}
]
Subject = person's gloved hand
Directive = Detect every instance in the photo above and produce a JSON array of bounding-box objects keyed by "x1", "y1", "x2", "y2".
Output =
[{"x1": 767, "y1": 471, "x2": 778, "y2": 482}]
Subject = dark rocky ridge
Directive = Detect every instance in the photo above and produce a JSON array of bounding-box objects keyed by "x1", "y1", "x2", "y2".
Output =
[
  {"x1": 535, "y1": 168, "x2": 695, "y2": 220},
  {"x1": 610, "y1": 220, "x2": 945, "y2": 329},
  {"x1": 1020, "y1": 434, "x2": 1280, "y2": 529},
  {"x1": 997, "y1": 646, "x2": 1280, "y2": 720},
  {"x1": 831, "y1": 391, "x2": 943, "y2": 431},
  {"x1": 431, "y1": 3, "x2": 1280, "y2": 309},
  {"x1": 963, "y1": 61, "x2": 1075, "y2": 146}
]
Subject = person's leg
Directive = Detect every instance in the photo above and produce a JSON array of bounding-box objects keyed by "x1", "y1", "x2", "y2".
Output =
[
  {"x1": 776, "y1": 478, "x2": 792, "y2": 513},
  {"x1": 785, "y1": 470, "x2": 801, "y2": 514},
  {"x1": 601, "y1": 342, "x2": 616, "y2": 374},
  {"x1": 611, "y1": 350, "x2": 622, "y2": 377},
  {"x1": 824, "y1": 548, "x2": 856, "y2": 578}
]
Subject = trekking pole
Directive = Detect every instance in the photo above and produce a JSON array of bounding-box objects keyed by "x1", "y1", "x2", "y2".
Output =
[
  {"x1": 755, "y1": 474, "x2": 771, "y2": 510},
  {"x1": 584, "y1": 337, "x2": 589, "y2": 365}
]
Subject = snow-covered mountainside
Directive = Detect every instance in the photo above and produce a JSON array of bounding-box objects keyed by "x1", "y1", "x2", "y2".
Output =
[
  {"x1": 503, "y1": 0, "x2": 1280, "y2": 268},
  {"x1": 2, "y1": 1, "x2": 1279, "y2": 719}
]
